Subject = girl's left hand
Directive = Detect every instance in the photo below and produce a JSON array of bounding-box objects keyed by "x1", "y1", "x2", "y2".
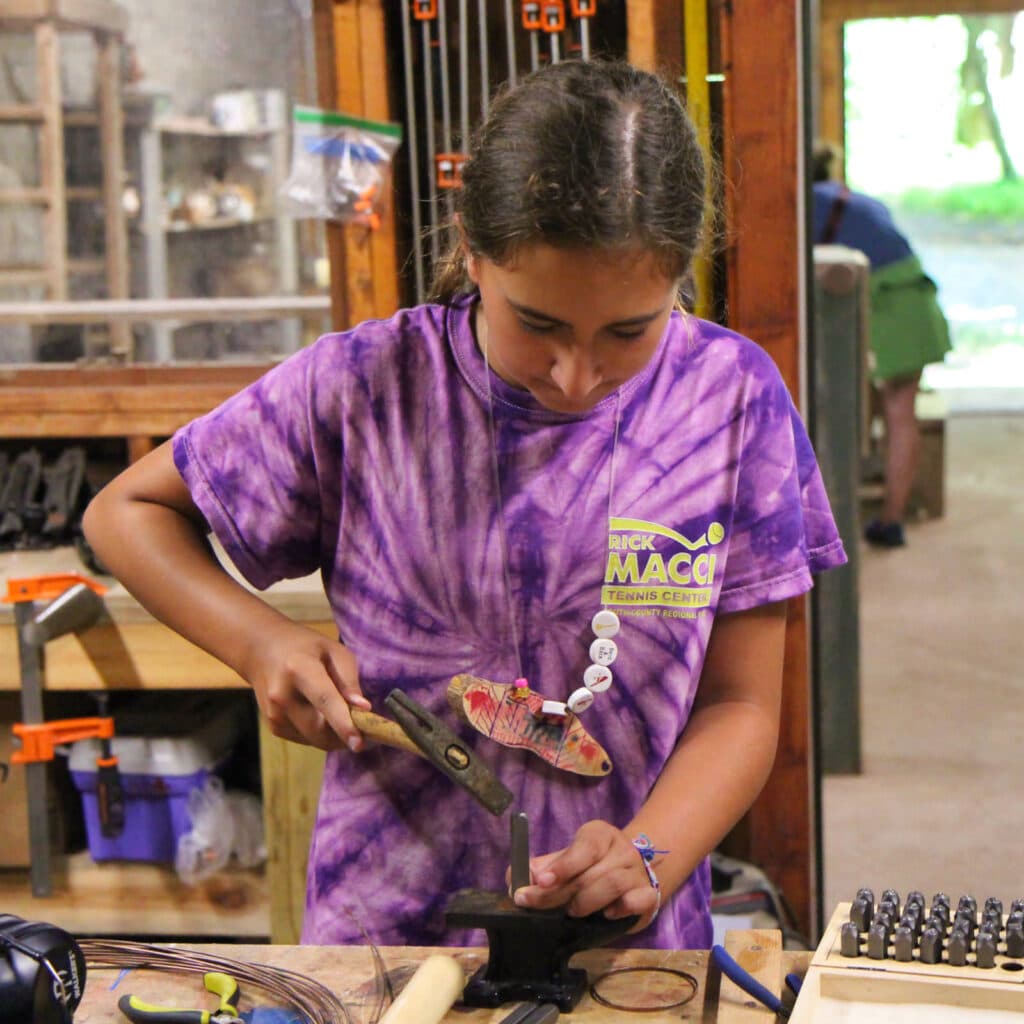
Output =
[{"x1": 511, "y1": 820, "x2": 660, "y2": 931}]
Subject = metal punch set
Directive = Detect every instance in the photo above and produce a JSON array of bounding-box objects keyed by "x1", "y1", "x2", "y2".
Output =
[
  {"x1": 399, "y1": 2, "x2": 599, "y2": 303},
  {"x1": 839, "y1": 887, "x2": 1024, "y2": 969}
]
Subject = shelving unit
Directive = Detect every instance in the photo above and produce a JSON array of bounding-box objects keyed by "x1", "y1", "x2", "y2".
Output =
[
  {"x1": 139, "y1": 108, "x2": 300, "y2": 361},
  {"x1": 0, "y1": 0, "x2": 131, "y2": 354}
]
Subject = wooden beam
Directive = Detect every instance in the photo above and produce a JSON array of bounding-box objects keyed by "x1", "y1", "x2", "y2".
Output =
[
  {"x1": 817, "y1": 16, "x2": 845, "y2": 146},
  {"x1": 0, "y1": 0, "x2": 129, "y2": 34},
  {"x1": 719, "y1": 1, "x2": 816, "y2": 938},
  {"x1": 625, "y1": 0, "x2": 684, "y2": 79}
]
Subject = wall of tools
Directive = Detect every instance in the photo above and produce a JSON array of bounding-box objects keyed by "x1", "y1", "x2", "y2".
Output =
[{"x1": 396, "y1": 1, "x2": 626, "y2": 305}]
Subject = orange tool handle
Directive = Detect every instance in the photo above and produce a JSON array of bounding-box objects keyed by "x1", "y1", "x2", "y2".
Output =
[
  {"x1": 542, "y1": 1, "x2": 566, "y2": 32},
  {"x1": 3, "y1": 573, "x2": 107, "y2": 604},
  {"x1": 521, "y1": 2, "x2": 542, "y2": 31},
  {"x1": 570, "y1": 0, "x2": 595, "y2": 16},
  {"x1": 12, "y1": 717, "x2": 115, "y2": 764},
  {"x1": 412, "y1": 0, "x2": 437, "y2": 19}
]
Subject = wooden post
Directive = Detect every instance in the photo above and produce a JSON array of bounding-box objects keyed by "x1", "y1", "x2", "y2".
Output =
[
  {"x1": 36, "y1": 18, "x2": 67, "y2": 300},
  {"x1": 719, "y1": 0, "x2": 816, "y2": 938},
  {"x1": 313, "y1": 0, "x2": 401, "y2": 329},
  {"x1": 96, "y1": 30, "x2": 132, "y2": 358}
]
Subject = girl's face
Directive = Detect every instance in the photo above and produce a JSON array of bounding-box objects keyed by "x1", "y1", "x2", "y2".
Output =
[{"x1": 466, "y1": 243, "x2": 680, "y2": 415}]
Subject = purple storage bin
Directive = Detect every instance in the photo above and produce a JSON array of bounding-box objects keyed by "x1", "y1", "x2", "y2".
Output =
[
  {"x1": 71, "y1": 766, "x2": 213, "y2": 863},
  {"x1": 68, "y1": 702, "x2": 241, "y2": 864}
]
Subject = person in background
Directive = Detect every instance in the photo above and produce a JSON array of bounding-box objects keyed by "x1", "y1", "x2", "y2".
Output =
[
  {"x1": 812, "y1": 140, "x2": 952, "y2": 548},
  {"x1": 83, "y1": 61, "x2": 846, "y2": 950}
]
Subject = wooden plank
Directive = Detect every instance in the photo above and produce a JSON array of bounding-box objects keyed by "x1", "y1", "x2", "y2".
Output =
[
  {"x1": 0, "y1": 363, "x2": 269, "y2": 386},
  {"x1": 0, "y1": 294, "x2": 330, "y2": 325},
  {"x1": 0, "y1": 851, "x2": 269, "y2": 937},
  {"x1": 817, "y1": 17, "x2": 845, "y2": 146},
  {"x1": 0, "y1": 103, "x2": 44, "y2": 122},
  {"x1": 718, "y1": 2, "x2": 815, "y2": 940},
  {"x1": 717, "y1": 929, "x2": 783, "y2": 1023},
  {"x1": 0, "y1": 0, "x2": 129, "y2": 32},
  {"x1": 36, "y1": 18, "x2": 67, "y2": 301},
  {"x1": 625, "y1": 0, "x2": 684, "y2": 78},
  {"x1": 259, "y1": 719, "x2": 325, "y2": 944},
  {"x1": 0, "y1": 187, "x2": 49, "y2": 203}
]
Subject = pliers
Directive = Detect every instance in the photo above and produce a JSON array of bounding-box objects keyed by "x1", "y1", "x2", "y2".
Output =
[{"x1": 118, "y1": 971, "x2": 243, "y2": 1024}]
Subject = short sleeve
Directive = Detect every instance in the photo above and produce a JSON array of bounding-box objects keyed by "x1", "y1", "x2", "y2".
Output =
[
  {"x1": 172, "y1": 342, "x2": 335, "y2": 590},
  {"x1": 716, "y1": 366, "x2": 846, "y2": 614}
]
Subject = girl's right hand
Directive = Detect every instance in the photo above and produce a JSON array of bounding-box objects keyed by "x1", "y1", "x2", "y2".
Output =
[{"x1": 242, "y1": 619, "x2": 372, "y2": 752}]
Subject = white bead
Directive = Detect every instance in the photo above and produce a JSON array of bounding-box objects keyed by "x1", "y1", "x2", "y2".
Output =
[
  {"x1": 583, "y1": 663, "x2": 613, "y2": 693},
  {"x1": 589, "y1": 637, "x2": 618, "y2": 666},
  {"x1": 591, "y1": 609, "x2": 620, "y2": 639},
  {"x1": 541, "y1": 700, "x2": 568, "y2": 717},
  {"x1": 567, "y1": 687, "x2": 595, "y2": 713}
]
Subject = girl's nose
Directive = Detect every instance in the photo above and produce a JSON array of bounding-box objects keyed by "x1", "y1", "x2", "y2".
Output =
[{"x1": 550, "y1": 350, "x2": 601, "y2": 401}]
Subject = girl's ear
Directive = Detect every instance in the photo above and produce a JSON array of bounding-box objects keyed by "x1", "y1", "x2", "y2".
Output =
[{"x1": 455, "y1": 215, "x2": 480, "y2": 285}]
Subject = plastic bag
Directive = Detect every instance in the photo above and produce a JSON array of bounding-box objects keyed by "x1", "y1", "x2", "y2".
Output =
[
  {"x1": 175, "y1": 776, "x2": 267, "y2": 885},
  {"x1": 280, "y1": 106, "x2": 402, "y2": 229}
]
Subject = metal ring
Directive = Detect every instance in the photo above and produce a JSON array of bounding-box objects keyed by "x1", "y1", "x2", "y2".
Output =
[{"x1": 589, "y1": 965, "x2": 699, "y2": 1012}]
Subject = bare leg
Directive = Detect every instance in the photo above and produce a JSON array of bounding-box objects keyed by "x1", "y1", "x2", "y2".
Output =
[{"x1": 879, "y1": 372, "x2": 921, "y2": 524}]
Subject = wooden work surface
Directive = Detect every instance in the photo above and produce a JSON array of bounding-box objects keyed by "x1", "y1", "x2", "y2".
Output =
[{"x1": 73, "y1": 936, "x2": 813, "y2": 1023}]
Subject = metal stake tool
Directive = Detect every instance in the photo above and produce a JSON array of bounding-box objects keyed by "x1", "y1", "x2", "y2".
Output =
[
  {"x1": 478, "y1": 0, "x2": 490, "y2": 118},
  {"x1": 504, "y1": 0, "x2": 518, "y2": 86},
  {"x1": 400, "y1": 3, "x2": 426, "y2": 303}
]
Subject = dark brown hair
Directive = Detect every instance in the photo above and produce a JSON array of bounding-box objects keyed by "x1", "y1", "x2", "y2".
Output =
[{"x1": 430, "y1": 59, "x2": 707, "y2": 302}]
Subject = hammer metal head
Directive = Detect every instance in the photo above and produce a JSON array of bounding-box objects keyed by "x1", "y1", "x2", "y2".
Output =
[{"x1": 384, "y1": 689, "x2": 513, "y2": 817}]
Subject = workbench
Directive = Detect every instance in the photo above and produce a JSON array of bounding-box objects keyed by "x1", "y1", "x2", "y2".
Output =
[
  {"x1": 0, "y1": 546, "x2": 333, "y2": 942},
  {"x1": 73, "y1": 934, "x2": 813, "y2": 1023}
]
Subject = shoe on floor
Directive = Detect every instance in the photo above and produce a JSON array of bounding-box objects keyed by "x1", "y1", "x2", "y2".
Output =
[{"x1": 863, "y1": 518, "x2": 906, "y2": 548}]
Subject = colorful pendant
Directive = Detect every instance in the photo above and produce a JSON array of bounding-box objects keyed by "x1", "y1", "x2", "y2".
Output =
[{"x1": 447, "y1": 673, "x2": 613, "y2": 776}]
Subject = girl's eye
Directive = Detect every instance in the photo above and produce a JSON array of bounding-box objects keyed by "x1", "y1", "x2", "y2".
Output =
[
  {"x1": 519, "y1": 319, "x2": 557, "y2": 334},
  {"x1": 611, "y1": 328, "x2": 646, "y2": 341}
]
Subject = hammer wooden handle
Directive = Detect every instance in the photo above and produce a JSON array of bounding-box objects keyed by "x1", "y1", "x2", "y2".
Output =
[{"x1": 350, "y1": 706, "x2": 423, "y2": 757}]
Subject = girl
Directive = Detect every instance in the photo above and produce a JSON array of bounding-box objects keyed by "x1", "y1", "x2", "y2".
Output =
[{"x1": 84, "y1": 60, "x2": 846, "y2": 949}]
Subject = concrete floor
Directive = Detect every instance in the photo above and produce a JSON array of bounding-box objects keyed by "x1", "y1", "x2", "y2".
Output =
[{"x1": 822, "y1": 412, "x2": 1024, "y2": 920}]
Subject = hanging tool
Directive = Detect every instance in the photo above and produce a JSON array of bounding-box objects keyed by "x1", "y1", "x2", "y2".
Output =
[
  {"x1": 5, "y1": 578, "x2": 106, "y2": 896},
  {"x1": 522, "y1": 2, "x2": 541, "y2": 71},
  {"x1": 435, "y1": 152, "x2": 466, "y2": 189},
  {"x1": 503, "y1": 0, "x2": 518, "y2": 86},
  {"x1": 118, "y1": 970, "x2": 243, "y2": 1024},
  {"x1": 570, "y1": 0, "x2": 595, "y2": 61},
  {"x1": 477, "y1": 0, "x2": 490, "y2": 117},
  {"x1": 541, "y1": 2, "x2": 565, "y2": 64}
]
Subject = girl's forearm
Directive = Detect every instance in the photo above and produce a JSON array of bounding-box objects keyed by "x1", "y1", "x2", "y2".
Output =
[{"x1": 626, "y1": 698, "x2": 780, "y2": 898}]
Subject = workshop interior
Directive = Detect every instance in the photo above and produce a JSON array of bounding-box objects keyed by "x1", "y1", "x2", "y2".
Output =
[{"x1": 2, "y1": 1, "x2": 1022, "y2": 1022}]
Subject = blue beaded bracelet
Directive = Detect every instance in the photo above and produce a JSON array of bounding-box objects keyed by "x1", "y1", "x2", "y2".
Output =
[{"x1": 632, "y1": 833, "x2": 669, "y2": 921}]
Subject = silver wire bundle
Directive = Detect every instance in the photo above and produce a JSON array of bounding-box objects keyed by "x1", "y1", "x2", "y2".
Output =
[{"x1": 79, "y1": 938, "x2": 378, "y2": 1024}]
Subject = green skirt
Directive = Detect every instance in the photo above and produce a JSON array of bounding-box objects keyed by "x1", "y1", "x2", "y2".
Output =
[{"x1": 869, "y1": 255, "x2": 952, "y2": 381}]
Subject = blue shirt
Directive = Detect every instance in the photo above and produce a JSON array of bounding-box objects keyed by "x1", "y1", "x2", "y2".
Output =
[{"x1": 813, "y1": 181, "x2": 914, "y2": 269}]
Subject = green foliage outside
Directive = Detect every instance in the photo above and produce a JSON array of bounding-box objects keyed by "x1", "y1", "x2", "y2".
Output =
[{"x1": 899, "y1": 180, "x2": 1024, "y2": 221}]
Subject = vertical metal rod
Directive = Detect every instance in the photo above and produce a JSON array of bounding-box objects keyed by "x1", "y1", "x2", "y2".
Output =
[
  {"x1": 400, "y1": 4, "x2": 425, "y2": 302},
  {"x1": 684, "y1": 0, "x2": 713, "y2": 318},
  {"x1": 421, "y1": 17, "x2": 441, "y2": 267},
  {"x1": 510, "y1": 811, "x2": 531, "y2": 895},
  {"x1": 580, "y1": 18, "x2": 591, "y2": 60},
  {"x1": 529, "y1": 30, "x2": 539, "y2": 71},
  {"x1": 478, "y1": 0, "x2": 490, "y2": 118},
  {"x1": 15, "y1": 601, "x2": 52, "y2": 898},
  {"x1": 459, "y1": 0, "x2": 470, "y2": 148},
  {"x1": 549, "y1": 31, "x2": 560, "y2": 64},
  {"x1": 438, "y1": 0, "x2": 455, "y2": 226},
  {"x1": 504, "y1": 0, "x2": 518, "y2": 86}
]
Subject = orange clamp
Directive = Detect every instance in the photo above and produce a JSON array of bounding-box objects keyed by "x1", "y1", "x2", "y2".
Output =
[
  {"x1": 435, "y1": 152, "x2": 467, "y2": 189},
  {"x1": 412, "y1": 0, "x2": 437, "y2": 19},
  {"x1": 12, "y1": 717, "x2": 115, "y2": 764},
  {"x1": 521, "y1": 2, "x2": 542, "y2": 31},
  {"x1": 3, "y1": 573, "x2": 107, "y2": 604},
  {"x1": 542, "y1": 1, "x2": 566, "y2": 31},
  {"x1": 570, "y1": 0, "x2": 595, "y2": 15}
]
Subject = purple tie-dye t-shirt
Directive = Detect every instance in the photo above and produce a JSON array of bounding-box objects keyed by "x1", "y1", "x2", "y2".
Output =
[{"x1": 173, "y1": 295, "x2": 846, "y2": 950}]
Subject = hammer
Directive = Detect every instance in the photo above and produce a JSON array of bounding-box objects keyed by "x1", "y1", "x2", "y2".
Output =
[{"x1": 351, "y1": 689, "x2": 513, "y2": 816}]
